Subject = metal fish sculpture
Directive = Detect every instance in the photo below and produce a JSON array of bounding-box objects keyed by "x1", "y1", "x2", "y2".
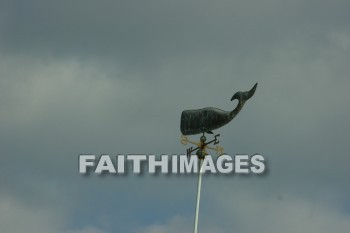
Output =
[{"x1": 180, "y1": 83, "x2": 258, "y2": 135}]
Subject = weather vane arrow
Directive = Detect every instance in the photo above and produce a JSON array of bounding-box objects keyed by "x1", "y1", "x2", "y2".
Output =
[
  {"x1": 181, "y1": 134, "x2": 223, "y2": 158},
  {"x1": 180, "y1": 82, "x2": 258, "y2": 233}
]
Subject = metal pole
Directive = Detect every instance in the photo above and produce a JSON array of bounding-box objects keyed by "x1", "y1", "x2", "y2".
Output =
[{"x1": 193, "y1": 158, "x2": 203, "y2": 233}]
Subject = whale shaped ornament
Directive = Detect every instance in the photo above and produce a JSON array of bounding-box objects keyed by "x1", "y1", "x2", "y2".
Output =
[{"x1": 180, "y1": 83, "x2": 257, "y2": 135}]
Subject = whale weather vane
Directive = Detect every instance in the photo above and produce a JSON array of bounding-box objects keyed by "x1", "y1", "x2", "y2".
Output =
[{"x1": 180, "y1": 82, "x2": 258, "y2": 233}]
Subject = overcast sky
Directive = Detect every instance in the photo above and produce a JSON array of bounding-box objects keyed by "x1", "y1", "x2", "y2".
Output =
[{"x1": 1, "y1": 1, "x2": 349, "y2": 233}]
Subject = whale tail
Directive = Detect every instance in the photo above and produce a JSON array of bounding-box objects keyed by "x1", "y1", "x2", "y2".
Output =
[
  {"x1": 230, "y1": 83, "x2": 258, "y2": 118},
  {"x1": 231, "y1": 82, "x2": 258, "y2": 102}
]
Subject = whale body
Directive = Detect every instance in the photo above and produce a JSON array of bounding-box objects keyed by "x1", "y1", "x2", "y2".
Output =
[{"x1": 180, "y1": 83, "x2": 257, "y2": 135}]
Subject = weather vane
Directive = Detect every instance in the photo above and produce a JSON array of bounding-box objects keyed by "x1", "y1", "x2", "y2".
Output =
[{"x1": 180, "y1": 82, "x2": 258, "y2": 233}]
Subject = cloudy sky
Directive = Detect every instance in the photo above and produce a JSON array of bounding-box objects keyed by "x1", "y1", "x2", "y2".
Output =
[{"x1": 1, "y1": 0, "x2": 349, "y2": 233}]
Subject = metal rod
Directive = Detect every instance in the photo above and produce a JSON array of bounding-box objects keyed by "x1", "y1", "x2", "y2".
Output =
[{"x1": 193, "y1": 158, "x2": 204, "y2": 233}]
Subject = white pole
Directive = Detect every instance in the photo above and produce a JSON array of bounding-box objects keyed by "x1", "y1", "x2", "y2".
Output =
[{"x1": 193, "y1": 158, "x2": 203, "y2": 233}]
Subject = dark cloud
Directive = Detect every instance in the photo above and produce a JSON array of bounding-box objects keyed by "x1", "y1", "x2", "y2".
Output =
[
  {"x1": 0, "y1": 1, "x2": 349, "y2": 233},
  {"x1": 1, "y1": 0, "x2": 349, "y2": 64}
]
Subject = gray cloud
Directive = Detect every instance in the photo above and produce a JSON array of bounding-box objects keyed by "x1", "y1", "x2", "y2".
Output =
[{"x1": 0, "y1": 0, "x2": 349, "y2": 233}]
